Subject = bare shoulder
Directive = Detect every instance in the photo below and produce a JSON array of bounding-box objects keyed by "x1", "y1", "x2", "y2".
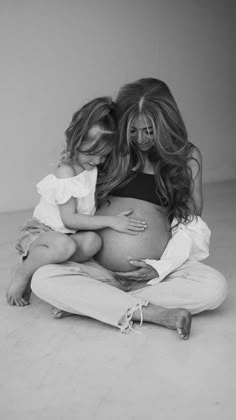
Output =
[{"x1": 55, "y1": 162, "x2": 76, "y2": 179}]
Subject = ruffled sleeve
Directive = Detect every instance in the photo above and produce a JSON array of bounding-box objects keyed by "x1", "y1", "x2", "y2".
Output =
[{"x1": 36, "y1": 173, "x2": 94, "y2": 205}]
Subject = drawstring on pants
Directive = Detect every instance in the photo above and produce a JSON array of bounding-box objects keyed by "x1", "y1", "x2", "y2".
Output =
[{"x1": 119, "y1": 300, "x2": 149, "y2": 334}]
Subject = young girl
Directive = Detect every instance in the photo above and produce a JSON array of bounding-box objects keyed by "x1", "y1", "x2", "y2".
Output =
[{"x1": 6, "y1": 97, "x2": 147, "y2": 307}]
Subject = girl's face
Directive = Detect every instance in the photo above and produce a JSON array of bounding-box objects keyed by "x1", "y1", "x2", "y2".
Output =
[
  {"x1": 75, "y1": 126, "x2": 108, "y2": 171},
  {"x1": 129, "y1": 114, "x2": 154, "y2": 152}
]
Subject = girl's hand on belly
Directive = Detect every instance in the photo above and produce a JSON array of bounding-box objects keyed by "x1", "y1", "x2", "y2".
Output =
[
  {"x1": 110, "y1": 208, "x2": 147, "y2": 235},
  {"x1": 114, "y1": 258, "x2": 159, "y2": 282}
]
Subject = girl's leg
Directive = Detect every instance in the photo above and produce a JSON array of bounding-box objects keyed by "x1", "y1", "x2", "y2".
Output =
[
  {"x1": 70, "y1": 232, "x2": 102, "y2": 263},
  {"x1": 6, "y1": 232, "x2": 76, "y2": 307}
]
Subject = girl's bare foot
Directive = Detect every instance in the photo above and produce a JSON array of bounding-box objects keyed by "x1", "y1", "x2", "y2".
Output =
[
  {"x1": 52, "y1": 307, "x2": 72, "y2": 319},
  {"x1": 23, "y1": 282, "x2": 32, "y2": 302},
  {"x1": 6, "y1": 264, "x2": 31, "y2": 307}
]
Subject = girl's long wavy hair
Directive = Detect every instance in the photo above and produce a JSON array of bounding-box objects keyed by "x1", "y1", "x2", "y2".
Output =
[
  {"x1": 99, "y1": 78, "x2": 197, "y2": 224},
  {"x1": 60, "y1": 97, "x2": 118, "y2": 201}
]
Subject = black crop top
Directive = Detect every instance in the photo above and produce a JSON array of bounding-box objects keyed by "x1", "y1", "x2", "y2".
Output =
[{"x1": 111, "y1": 172, "x2": 163, "y2": 206}]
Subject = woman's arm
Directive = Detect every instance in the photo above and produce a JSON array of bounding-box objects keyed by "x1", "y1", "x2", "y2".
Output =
[
  {"x1": 114, "y1": 216, "x2": 211, "y2": 283},
  {"x1": 145, "y1": 216, "x2": 210, "y2": 284}
]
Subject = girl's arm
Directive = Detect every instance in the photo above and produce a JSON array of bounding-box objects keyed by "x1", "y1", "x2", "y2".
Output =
[
  {"x1": 59, "y1": 196, "x2": 146, "y2": 234},
  {"x1": 56, "y1": 164, "x2": 146, "y2": 234}
]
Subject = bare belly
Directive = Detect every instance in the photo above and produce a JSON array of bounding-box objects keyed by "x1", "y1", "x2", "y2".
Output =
[{"x1": 95, "y1": 196, "x2": 171, "y2": 272}]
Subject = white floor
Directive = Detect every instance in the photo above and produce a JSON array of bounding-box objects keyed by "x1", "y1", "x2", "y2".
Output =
[{"x1": 1, "y1": 181, "x2": 236, "y2": 420}]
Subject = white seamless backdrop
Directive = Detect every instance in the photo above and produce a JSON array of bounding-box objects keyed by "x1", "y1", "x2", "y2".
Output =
[{"x1": 0, "y1": 0, "x2": 235, "y2": 212}]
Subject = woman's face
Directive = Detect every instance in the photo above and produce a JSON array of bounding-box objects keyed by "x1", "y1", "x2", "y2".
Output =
[{"x1": 130, "y1": 114, "x2": 154, "y2": 152}]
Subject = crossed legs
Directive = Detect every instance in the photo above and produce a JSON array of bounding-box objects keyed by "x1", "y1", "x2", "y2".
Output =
[{"x1": 31, "y1": 260, "x2": 227, "y2": 340}]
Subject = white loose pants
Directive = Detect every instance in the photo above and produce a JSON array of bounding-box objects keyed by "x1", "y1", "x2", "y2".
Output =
[{"x1": 31, "y1": 260, "x2": 227, "y2": 332}]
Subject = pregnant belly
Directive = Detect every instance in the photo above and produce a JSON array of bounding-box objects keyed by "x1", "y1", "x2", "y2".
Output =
[{"x1": 95, "y1": 196, "x2": 171, "y2": 272}]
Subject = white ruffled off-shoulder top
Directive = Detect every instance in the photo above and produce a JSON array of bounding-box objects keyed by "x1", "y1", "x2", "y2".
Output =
[{"x1": 33, "y1": 167, "x2": 97, "y2": 233}]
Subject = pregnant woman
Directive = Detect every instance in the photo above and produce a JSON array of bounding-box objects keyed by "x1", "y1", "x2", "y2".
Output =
[{"x1": 31, "y1": 78, "x2": 227, "y2": 340}]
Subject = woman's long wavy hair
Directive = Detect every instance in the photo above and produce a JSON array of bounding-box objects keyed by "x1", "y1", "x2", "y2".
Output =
[
  {"x1": 99, "y1": 78, "x2": 197, "y2": 224},
  {"x1": 60, "y1": 97, "x2": 118, "y2": 201}
]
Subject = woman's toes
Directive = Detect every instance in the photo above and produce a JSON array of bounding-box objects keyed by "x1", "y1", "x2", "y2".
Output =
[
  {"x1": 176, "y1": 310, "x2": 192, "y2": 340},
  {"x1": 52, "y1": 307, "x2": 72, "y2": 319},
  {"x1": 177, "y1": 327, "x2": 186, "y2": 339},
  {"x1": 177, "y1": 327, "x2": 189, "y2": 340},
  {"x1": 52, "y1": 307, "x2": 68, "y2": 318},
  {"x1": 52, "y1": 307, "x2": 62, "y2": 318}
]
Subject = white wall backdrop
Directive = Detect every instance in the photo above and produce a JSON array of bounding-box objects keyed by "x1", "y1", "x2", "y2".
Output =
[{"x1": 0, "y1": 0, "x2": 235, "y2": 212}]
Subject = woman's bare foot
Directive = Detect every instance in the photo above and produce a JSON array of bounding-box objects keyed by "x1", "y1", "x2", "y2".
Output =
[
  {"x1": 159, "y1": 308, "x2": 192, "y2": 340},
  {"x1": 133, "y1": 305, "x2": 192, "y2": 340},
  {"x1": 51, "y1": 307, "x2": 73, "y2": 319},
  {"x1": 6, "y1": 264, "x2": 31, "y2": 307}
]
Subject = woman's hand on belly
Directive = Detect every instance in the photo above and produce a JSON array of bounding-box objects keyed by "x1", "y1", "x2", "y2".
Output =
[{"x1": 114, "y1": 258, "x2": 159, "y2": 282}]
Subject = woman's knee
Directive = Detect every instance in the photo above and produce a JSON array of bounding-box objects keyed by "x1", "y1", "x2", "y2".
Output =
[
  {"x1": 213, "y1": 271, "x2": 228, "y2": 307},
  {"x1": 207, "y1": 269, "x2": 228, "y2": 309}
]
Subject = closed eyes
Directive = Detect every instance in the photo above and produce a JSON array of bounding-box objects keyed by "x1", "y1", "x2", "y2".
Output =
[{"x1": 130, "y1": 127, "x2": 154, "y2": 136}]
